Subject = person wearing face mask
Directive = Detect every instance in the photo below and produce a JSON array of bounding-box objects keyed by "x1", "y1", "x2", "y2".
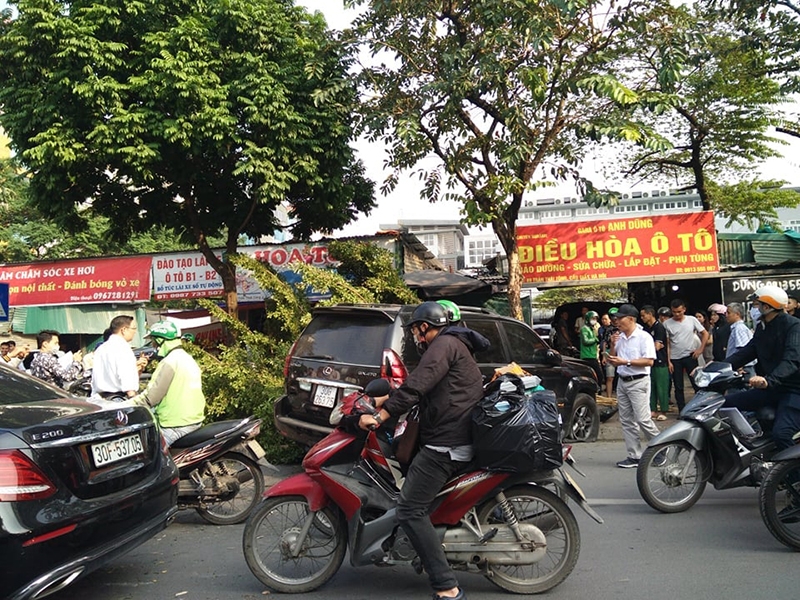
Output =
[
  {"x1": 132, "y1": 321, "x2": 205, "y2": 446},
  {"x1": 29, "y1": 329, "x2": 83, "y2": 388},
  {"x1": 358, "y1": 301, "x2": 487, "y2": 600},
  {"x1": 579, "y1": 311, "x2": 603, "y2": 386},
  {"x1": 725, "y1": 286, "x2": 800, "y2": 451}
]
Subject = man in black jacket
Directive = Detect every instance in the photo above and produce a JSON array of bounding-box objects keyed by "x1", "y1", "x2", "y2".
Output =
[
  {"x1": 360, "y1": 301, "x2": 487, "y2": 600},
  {"x1": 725, "y1": 286, "x2": 800, "y2": 450}
]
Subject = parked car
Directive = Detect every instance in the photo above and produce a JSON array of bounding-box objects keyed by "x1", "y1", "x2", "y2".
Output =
[
  {"x1": 274, "y1": 304, "x2": 601, "y2": 447},
  {"x1": 0, "y1": 363, "x2": 178, "y2": 600}
]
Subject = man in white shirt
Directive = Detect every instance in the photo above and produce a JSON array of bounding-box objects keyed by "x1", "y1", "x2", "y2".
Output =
[
  {"x1": 606, "y1": 304, "x2": 661, "y2": 468},
  {"x1": 663, "y1": 299, "x2": 709, "y2": 412},
  {"x1": 91, "y1": 315, "x2": 144, "y2": 399}
]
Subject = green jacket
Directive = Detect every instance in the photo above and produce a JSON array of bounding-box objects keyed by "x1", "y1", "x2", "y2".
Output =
[
  {"x1": 136, "y1": 346, "x2": 205, "y2": 427},
  {"x1": 579, "y1": 324, "x2": 599, "y2": 360}
]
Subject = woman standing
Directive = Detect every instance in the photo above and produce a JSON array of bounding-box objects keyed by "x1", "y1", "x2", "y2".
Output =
[{"x1": 694, "y1": 309, "x2": 714, "y2": 366}]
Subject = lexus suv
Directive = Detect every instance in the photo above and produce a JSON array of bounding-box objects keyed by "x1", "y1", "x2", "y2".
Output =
[
  {"x1": 0, "y1": 363, "x2": 178, "y2": 600},
  {"x1": 274, "y1": 304, "x2": 601, "y2": 446}
]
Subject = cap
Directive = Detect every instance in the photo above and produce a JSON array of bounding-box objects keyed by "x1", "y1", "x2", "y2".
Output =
[{"x1": 616, "y1": 304, "x2": 640, "y2": 319}]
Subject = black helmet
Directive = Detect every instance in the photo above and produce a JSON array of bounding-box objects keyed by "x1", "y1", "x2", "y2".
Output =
[{"x1": 406, "y1": 301, "x2": 449, "y2": 329}]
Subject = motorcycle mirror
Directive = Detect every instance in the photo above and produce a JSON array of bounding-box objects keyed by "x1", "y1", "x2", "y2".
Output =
[{"x1": 364, "y1": 379, "x2": 391, "y2": 397}]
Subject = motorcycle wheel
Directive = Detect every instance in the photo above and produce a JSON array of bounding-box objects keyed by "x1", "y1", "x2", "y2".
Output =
[
  {"x1": 242, "y1": 496, "x2": 346, "y2": 593},
  {"x1": 195, "y1": 453, "x2": 264, "y2": 525},
  {"x1": 759, "y1": 459, "x2": 800, "y2": 551},
  {"x1": 476, "y1": 485, "x2": 580, "y2": 594},
  {"x1": 637, "y1": 442, "x2": 707, "y2": 513}
]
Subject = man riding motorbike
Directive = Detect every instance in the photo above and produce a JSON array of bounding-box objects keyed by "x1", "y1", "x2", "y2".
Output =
[
  {"x1": 358, "y1": 301, "x2": 488, "y2": 600},
  {"x1": 725, "y1": 285, "x2": 800, "y2": 451},
  {"x1": 133, "y1": 321, "x2": 206, "y2": 446}
]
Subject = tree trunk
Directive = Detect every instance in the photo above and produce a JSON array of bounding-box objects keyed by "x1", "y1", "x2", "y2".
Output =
[{"x1": 506, "y1": 247, "x2": 523, "y2": 321}]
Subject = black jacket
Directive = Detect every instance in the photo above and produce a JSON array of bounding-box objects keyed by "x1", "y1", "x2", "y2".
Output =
[
  {"x1": 729, "y1": 312, "x2": 800, "y2": 394},
  {"x1": 383, "y1": 326, "x2": 486, "y2": 448}
]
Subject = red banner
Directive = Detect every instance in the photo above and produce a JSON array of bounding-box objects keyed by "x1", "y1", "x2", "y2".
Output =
[
  {"x1": 517, "y1": 211, "x2": 719, "y2": 284},
  {"x1": 0, "y1": 257, "x2": 152, "y2": 307}
]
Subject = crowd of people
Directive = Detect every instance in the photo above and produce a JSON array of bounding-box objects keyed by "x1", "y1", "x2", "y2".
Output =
[
  {"x1": 1, "y1": 316, "x2": 206, "y2": 447},
  {"x1": 557, "y1": 287, "x2": 800, "y2": 468}
]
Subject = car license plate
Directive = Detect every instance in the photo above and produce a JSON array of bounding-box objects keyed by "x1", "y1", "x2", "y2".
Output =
[
  {"x1": 313, "y1": 385, "x2": 338, "y2": 408},
  {"x1": 91, "y1": 433, "x2": 144, "y2": 468}
]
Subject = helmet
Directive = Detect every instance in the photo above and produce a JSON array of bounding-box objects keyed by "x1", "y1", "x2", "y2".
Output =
[
  {"x1": 436, "y1": 300, "x2": 461, "y2": 323},
  {"x1": 585, "y1": 310, "x2": 599, "y2": 320},
  {"x1": 147, "y1": 321, "x2": 181, "y2": 340},
  {"x1": 181, "y1": 333, "x2": 196, "y2": 343},
  {"x1": 747, "y1": 285, "x2": 788, "y2": 310},
  {"x1": 608, "y1": 307, "x2": 619, "y2": 317},
  {"x1": 708, "y1": 303, "x2": 727, "y2": 315},
  {"x1": 406, "y1": 302, "x2": 449, "y2": 329}
]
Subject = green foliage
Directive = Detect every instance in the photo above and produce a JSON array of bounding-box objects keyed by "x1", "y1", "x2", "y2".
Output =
[
  {"x1": 707, "y1": 180, "x2": 800, "y2": 230},
  {"x1": 532, "y1": 285, "x2": 629, "y2": 309},
  {"x1": 184, "y1": 242, "x2": 415, "y2": 462},
  {"x1": 0, "y1": 0, "x2": 374, "y2": 305}
]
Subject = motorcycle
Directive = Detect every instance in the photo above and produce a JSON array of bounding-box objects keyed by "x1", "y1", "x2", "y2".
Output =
[
  {"x1": 637, "y1": 362, "x2": 777, "y2": 513},
  {"x1": 242, "y1": 380, "x2": 602, "y2": 594},
  {"x1": 758, "y1": 435, "x2": 800, "y2": 550},
  {"x1": 170, "y1": 416, "x2": 267, "y2": 525}
]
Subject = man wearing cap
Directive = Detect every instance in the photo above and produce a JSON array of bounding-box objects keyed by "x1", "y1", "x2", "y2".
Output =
[{"x1": 605, "y1": 304, "x2": 661, "y2": 468}]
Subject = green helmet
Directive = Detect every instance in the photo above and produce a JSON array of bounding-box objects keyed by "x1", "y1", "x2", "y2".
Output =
[
  {"x1": 608, "y1": 307, "x2": 619, "y2": 316},
  {"x1": 436, "y1": 299, "x2": 462, "y2": 323},
  {"x1": 147, "y1": 321, "x2": 181, "y2": 341},
  {"x1": 585, "y1": 311, "x2": 599, "y2": 320}
]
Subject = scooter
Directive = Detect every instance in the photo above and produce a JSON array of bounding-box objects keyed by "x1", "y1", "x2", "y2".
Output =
[
  {"x1": 242, "y1": 380, "x2": 602, "y2": 595},
  {"x1": 758, "y1": 433, "x2": 800, "y2": 550},
  {"x1": 637, "y1": 362, "x2": 777, "y2": 513},
  {"x1": 170, "y1": 416, "x2": 267, "y2": 525}
]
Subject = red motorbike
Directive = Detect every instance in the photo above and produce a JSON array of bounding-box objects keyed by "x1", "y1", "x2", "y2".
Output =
[{"x1": 243, "y1": 381, "x2": 602, "y2": 594}]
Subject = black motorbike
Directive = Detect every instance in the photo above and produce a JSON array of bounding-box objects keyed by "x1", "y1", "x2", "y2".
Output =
[
  {"x1": 170, "y1": 416, "x2": 267, "y2": 525},
  {"x1": 637, "y1": 362, "x2": 777, "y2": 513},
  {"x1": 759, "y1": 435, "x2": 800, "y2": 550}
]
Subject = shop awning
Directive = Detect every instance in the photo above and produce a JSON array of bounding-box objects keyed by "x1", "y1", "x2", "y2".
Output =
[{"x1": 12, "y1": 305, "x2": 146, "y2": 346}]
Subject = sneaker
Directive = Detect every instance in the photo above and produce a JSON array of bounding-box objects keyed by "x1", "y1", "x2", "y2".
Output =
[
  {"x1": 653, "y1": 453, "x2": 667, "y2": 467},
  {"x1": 616, "y1": 457, "x2": 639, "y2": 469}
]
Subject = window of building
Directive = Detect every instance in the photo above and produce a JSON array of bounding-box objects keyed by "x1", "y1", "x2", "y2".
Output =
[
  {"x1": 468, "y1": 239, "x2": 498, "y2": 266},
  {"x1": 539, "y1": 209, "x2": 573, "y2": 220},
  {"x1": 418, "y1": 233, "x2": 439, "y2": 256},
  {"x1": 786, "y1": 220, "x2": 800, "y2": 233},
  {"x1": 575, "y1": 207, "x2": 610, "y2": 216}
]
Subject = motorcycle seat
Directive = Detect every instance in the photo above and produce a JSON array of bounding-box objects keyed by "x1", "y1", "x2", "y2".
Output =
[{"x1": 170, "y1": 419, "x2": 247, "y2": 448}]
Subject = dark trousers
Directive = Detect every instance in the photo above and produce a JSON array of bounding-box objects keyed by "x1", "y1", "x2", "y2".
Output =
[
  {"x1": 670, "y1": 355, "x2": 699, "y2": 412},
  {"x1": 724, "y1": 389, "x2": 800, "y2": 450},
  {"x1": 584, "y1": 358, "x2": 603, "y2": 389},
  {"x1": 397, "y1": 446, "x2": 466, "y2": 592}
]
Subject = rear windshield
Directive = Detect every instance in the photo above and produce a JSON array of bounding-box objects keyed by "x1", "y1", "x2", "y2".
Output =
[
  {"x1": 0, "y1": 363, "x2": 70, "y2": 405},
  {"x1": 295, "y1": 313, "x2": 394, "y2": 365}
]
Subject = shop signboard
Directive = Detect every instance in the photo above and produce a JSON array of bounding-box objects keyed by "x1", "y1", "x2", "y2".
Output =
[
  {"x1": 151, "y1": 243, "x2": 337, "y2": 301},
  {"x1": 517, "y1": 211, "x2": 719, "y2": 285},
  {"x1": 721, "y1": 273, "x2": 800, "y2": 304},
  {"x1": 0, "y1": 257, "x2": 152, "y2": 307}
]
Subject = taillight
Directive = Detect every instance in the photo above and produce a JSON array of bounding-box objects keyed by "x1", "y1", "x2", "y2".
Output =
[
  {"x1": 283, "y1": 339, "x2": 299, "y2": 378},
  {"x1": 0, "y1": 450, "x2": 57, "y2": 501},
  {"x1": 381, "y1": 349, "x2": 409, "y2": 388}
]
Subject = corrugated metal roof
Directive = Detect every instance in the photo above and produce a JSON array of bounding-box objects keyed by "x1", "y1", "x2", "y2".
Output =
[
  {"x1": 13, "y1": 305, "x2": 146, "y2": 345},
  {"x1": 717, "y1": 232, "x2": 800, "y2": 266}
]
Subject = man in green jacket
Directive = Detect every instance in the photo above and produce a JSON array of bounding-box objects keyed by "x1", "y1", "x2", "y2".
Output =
[
  {"x1": 580, "y1": 311, "x2": 603, "y2": 386},
  {"x1": 134, "y1": 321, "x2": 205, "y2": 446}
]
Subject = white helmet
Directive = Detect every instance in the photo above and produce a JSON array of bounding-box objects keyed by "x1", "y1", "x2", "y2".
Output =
[{"x1": 747, "y1": 285, "x2": 788, "y2": 310}]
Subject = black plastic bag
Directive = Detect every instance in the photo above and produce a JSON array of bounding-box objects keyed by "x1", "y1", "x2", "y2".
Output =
[{"x1": 472, "y1": 374, "x2": 562, "y2": 473}]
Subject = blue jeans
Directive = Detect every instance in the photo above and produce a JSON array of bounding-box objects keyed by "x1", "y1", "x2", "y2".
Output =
[
  {"x1": 724, "y1": 389, "x2": 800, "y2": 450},
  {"x1": 397, "y1": 446, "x2": 467, "y2": 592}
]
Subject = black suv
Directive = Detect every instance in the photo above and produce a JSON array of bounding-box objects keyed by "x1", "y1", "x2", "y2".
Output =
[{"x1": 274, "y1": 304, "x2": 601, "y2": 446}]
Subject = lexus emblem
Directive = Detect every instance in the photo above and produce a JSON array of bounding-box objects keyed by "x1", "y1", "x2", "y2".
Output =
[
  {"x1": 114, "y1": 410, "x2": 129, "y2": 426},
  {"x1": 322, "y1": 366, "x2": 333, "y2": 376}
]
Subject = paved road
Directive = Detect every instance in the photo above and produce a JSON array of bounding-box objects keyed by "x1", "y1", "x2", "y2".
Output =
[{"x1": 59, "y1": 442, "x2": 797, "y2": 600}]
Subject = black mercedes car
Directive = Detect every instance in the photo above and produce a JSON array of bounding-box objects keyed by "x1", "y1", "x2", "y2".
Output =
[{"x1": 0, "y1": 363, "x2": 178, "y2": 600}]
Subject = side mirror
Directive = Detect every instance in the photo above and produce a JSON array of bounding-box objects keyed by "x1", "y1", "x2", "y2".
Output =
[
  {"x1": 546, "y1": 349, "x2": 563, "y2": 365},
  {"x1": 364, "y1": 379, "x2": 392, "y2": 397}
]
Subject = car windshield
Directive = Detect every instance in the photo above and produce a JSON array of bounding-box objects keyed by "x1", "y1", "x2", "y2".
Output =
[
  {"x1": 295, "y1": 313, "x2": 393, "y2": 365},
  {"x1": 0, "y1": 363, "x2": 70, "y2": 405}
]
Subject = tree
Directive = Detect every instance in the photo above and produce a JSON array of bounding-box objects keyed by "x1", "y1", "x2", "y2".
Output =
[
  {"x1": 608, "y1": 2, "x2": 798, "y2": 227},
  {"x1": 349, "y1": 0, "x2": 664, "y2": 319},
  {"x1": 0, "y1": 0, "x2": 374, "y2": 315}
]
